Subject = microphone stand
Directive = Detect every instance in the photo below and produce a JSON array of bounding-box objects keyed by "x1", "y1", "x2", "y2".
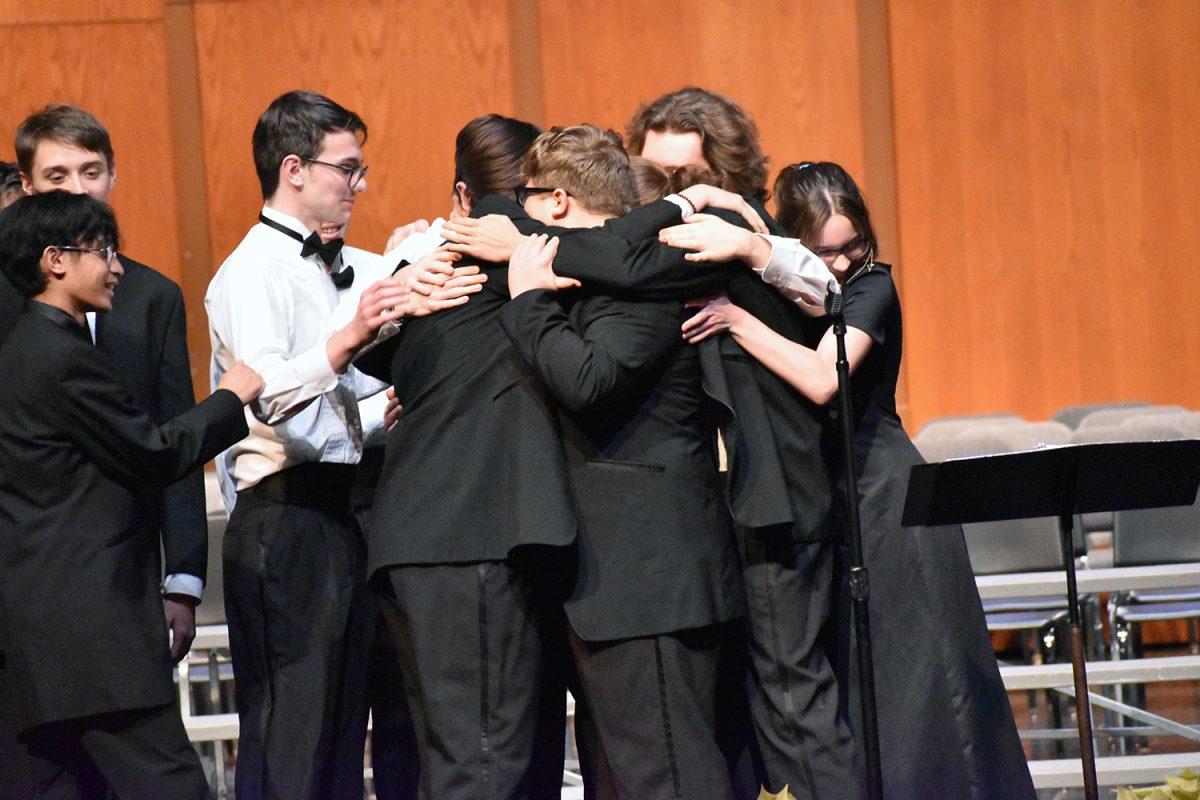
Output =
[{"x1": 827, "y1": 284, "x2": 883, "y2": 800}]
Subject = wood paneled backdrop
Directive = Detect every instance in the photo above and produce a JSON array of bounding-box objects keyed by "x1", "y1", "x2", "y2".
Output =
[{"x1": 1, "y1": 0, "x2": 1196, "y2": 431}]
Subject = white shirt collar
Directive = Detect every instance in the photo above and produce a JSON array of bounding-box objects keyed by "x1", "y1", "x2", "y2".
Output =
[
  {"x1": 259, "y1": 205, "x2": 347, "y2": 271},
  {"x1": 260, "y1": 205, "x2": 314, "y2": 238}
]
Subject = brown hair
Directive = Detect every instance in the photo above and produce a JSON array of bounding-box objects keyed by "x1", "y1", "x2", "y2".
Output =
[
  {"x1": 522, "y1": 124, "x2": 636, "y2": 217},
  {"x1": 626, "y1": 87, "x2": 768, "y2": 202},
  {"x1": 629, "y1": 156, "x2": 716, "y2": 205},
  {"x1": 15, "y1": 105, "x2": 114, "y2": 176},
  {"x1": 773, "y1": 161, "x2": 878, "y2": 256},
  {"x1": 454, "y1": 114, "x2": 542, "y2": 203},
  {"x1": 629, "y1": 156, "x2": 670, "y2": 206}
]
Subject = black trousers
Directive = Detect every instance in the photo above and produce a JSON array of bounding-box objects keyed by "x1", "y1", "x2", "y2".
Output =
[
  {"x1": 364, "y1": 593, "x2": 420, "y2": 799},
  {"x1": 378, "y1": 555, "x2": 569, "y2": 800},
  {"x1": 353, "y1": 447, "x2": 419, "y2": 800},
  {"x1": 738, "y1": 526, "x2": 859, "y2": 800},
  {"x1": 0, "y1": 660, "x2": 34, "y2": 800},
  {"x1": 9, "y1": 704, "x2": 209, "y2": 800},
  {"x1": 568, "y1": 625, "x2": 734, "y2": 800},
  {"x1": 223, "y1": 470, "x2": 371, "y2": 800}
]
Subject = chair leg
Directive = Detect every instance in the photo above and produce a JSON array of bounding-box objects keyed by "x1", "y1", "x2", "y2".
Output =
[
  {"x1": 203, "y1": 652, "x2": 230, "y2": 798},
  {"x1": 1041, "y1": 621, "x2": 1065, "y2": 758},
  {"x1": 1110, "y1": 592, "x2": 1132, "y2": 755},
  {"x1": 1131, "y1": 622, "x2": 1150, "y2": 750},
  {"x1": 1020, "y1": 631, "x2": 1039, "y2": 714}
]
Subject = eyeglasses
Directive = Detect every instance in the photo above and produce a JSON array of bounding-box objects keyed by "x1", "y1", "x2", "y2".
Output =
[
  {"x1": 57, "y1": 244, "x2": 117, "y2": 264},
  {"x1": 812, "y1": 237, "x2": 870, "y2": 262},
  {"x1": 302, "y1": 157, "x2": 368, "y2": 190},
  {"x1": 513, "y1": 186, "x2": 555, "y2": 207}
]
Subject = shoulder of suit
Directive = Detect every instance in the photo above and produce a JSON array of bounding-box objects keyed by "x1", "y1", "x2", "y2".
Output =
[
  {"x1": 2, "y1": 313, "x2": 86, "y2": 373},
  {"x1": 116, "y1": 253, "x2": 184, "y2": 298},
  {"x1": 474, "y1": 193, "x2": 523, "y2": 218}
]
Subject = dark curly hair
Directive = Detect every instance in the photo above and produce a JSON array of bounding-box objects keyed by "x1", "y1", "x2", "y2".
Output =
[{"x1": 626, "y1": 87, "x2": 769, "y2": 202}]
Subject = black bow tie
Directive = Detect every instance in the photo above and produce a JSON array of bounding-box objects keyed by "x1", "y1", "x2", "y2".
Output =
[
  {"x1": 258, "y1": 213, "x2": 353, "y2": 288},
  {"x1": 301, "y1": 231, "x2": 345, "y2": 268}
]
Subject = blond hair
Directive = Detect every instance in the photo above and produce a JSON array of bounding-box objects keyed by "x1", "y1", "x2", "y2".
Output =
[{"x1": 521, "y1": 124, "x2": 636, "y2": 217}]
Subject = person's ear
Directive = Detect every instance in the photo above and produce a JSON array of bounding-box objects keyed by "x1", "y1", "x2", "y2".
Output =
[
  {"x1": 281, "y1": 154, "x2": 305, "y2": 189},
  {"x1": 20, "y1": 172, "x2": 32, "y2": 195},
  {"x1": 453, "y1": 181, "x2": 472, "y2": 216},
  {"x1": 108, "y1": 162, "x2": 117, "y2": 189},
  {"x1": 550, "y1": 188, "x2": 570, "y2": 220},
  {"x1": 43, "y1": 246, "x2": 71, "y2": 280}
]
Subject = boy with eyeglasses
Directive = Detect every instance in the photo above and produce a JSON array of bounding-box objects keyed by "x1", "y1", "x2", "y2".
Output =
[
  {"x1": 0, "y1": 190, "x2": 262, "y2": 799},
  {"x1": 204, "y1": 89, "x2": 418, "y2": 800},
  {"x1": 498, "y1": 124, "x2": 746, "y2": 800}
]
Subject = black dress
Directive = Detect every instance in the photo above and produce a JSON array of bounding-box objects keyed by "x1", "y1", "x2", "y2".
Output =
[{"x1": 835, "y1": 264, "x2": 1035, "y2": 799}]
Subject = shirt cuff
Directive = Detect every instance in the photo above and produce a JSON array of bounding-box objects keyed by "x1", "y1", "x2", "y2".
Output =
[
  {"x1": 754, "y1": 234, "x2": 834, "y2": 315},
  {"x1": 663, "y1": 194, "x2": 695, "y2": 220},
  {"x1": 163, "y1": 573, "x2": 204, "y2": 600}
]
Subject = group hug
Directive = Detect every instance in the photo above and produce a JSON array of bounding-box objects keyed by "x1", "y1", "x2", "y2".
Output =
[{"x1": 0, "y1": 86, "x2": 1037, "y2": 800}]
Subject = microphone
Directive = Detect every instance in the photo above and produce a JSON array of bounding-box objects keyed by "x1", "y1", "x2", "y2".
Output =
[{"x1": 825, "y1": 278, "x2": 843, "y2": 317}]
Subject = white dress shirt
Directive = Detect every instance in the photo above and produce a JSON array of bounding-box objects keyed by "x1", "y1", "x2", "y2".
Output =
[
  {"x1": 755, "y1": 234, "x2": 837, "y2": 315},
  {"x1": 383, "y1": 217, "x2": 447, "y2": 269},
  {"x1": 328, "y1": 244, "x2": 395, "y2": 448},
  {"x1": 207, "y1": 207, "x2": 380, "y2": 509}
]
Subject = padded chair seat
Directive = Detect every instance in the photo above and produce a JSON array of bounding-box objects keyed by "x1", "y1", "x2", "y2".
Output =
[
  {"x1": 986, "y1": 608, "x2": 1069, "y2": 632},
  {"x1": 982, "y1": 595, "x2": 1070, "y2": 613},
  {"x1": 1126, "y1": 586, "x2": 1200, "y2": 603},
  {"x1": 1113, "y1": 600, "x2": 1200, "y2": 623}
]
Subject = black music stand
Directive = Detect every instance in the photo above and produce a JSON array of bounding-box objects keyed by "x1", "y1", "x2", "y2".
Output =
[{"x1": 902, "y1": 439, "x2": 1200, "y2": 800}]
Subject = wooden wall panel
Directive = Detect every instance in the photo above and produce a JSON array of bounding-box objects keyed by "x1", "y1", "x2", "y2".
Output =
[
  {"x1": 6, "y1": 0, "x2": 1195, "y2": 428},
  {"x1": 536, "y1": 0, "x2": 869, "y2": 215},
  {"x1": 0, "y1": 14, "x2": 183, "y2": 287},
  {"x1": 0, "y1": 0, "x2": 158, "y2": 25},
  {"x1": 889, "y1": 0, "x2": 1200, "y2": 429},
  {"x1": 191, "y1": 0, "x2": 515, "y2": 271}
]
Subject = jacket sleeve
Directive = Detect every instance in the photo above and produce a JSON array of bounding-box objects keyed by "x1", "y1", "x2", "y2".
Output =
[
  {"x1": 473, "y1": 194, "x2": 732, "y2": 299},
  {"x1": 56, "y1": 346, "x2": 249, "y2": 487},
  {"x1": 497, "y1": 291, "x2": 680, "y2": 414}
]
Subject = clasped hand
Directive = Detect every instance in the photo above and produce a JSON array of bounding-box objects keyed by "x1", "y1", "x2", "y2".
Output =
[
  {"x1": 680, "y1": 292, "x2": 746, "y2": 344},
  {"x1": 442, "y1": 214, "x2": 523, "y2": 263},
  {"x1": 507, "y1": 234, "x2": 581, "y2": 297}
]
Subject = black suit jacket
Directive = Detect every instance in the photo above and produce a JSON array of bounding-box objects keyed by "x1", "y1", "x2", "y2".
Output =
[
  {"x1": 101, "y1": 255, "x2": 208, "y2": 579},
  {"x1": 705, "y1": 268, "x2": 836, "y2": 540},
  {"x1": 355, "y1": 259, "x2": 578, "y2": 572},
  {"x1": 498, "y1": 290, "x2": 743, "y2": 641},
  {"x1": 0, "y1": 303, "x2": 247, "y2": 730},
  {"x1": 0, "y1": 273, "x2": 20, "y2": 345},
  {"x1": 0, "y1": 256, "x2": 208, "y2": 581},
  {"x1": 474, "y1": 195, "x2": 836, "y2": 542}
]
